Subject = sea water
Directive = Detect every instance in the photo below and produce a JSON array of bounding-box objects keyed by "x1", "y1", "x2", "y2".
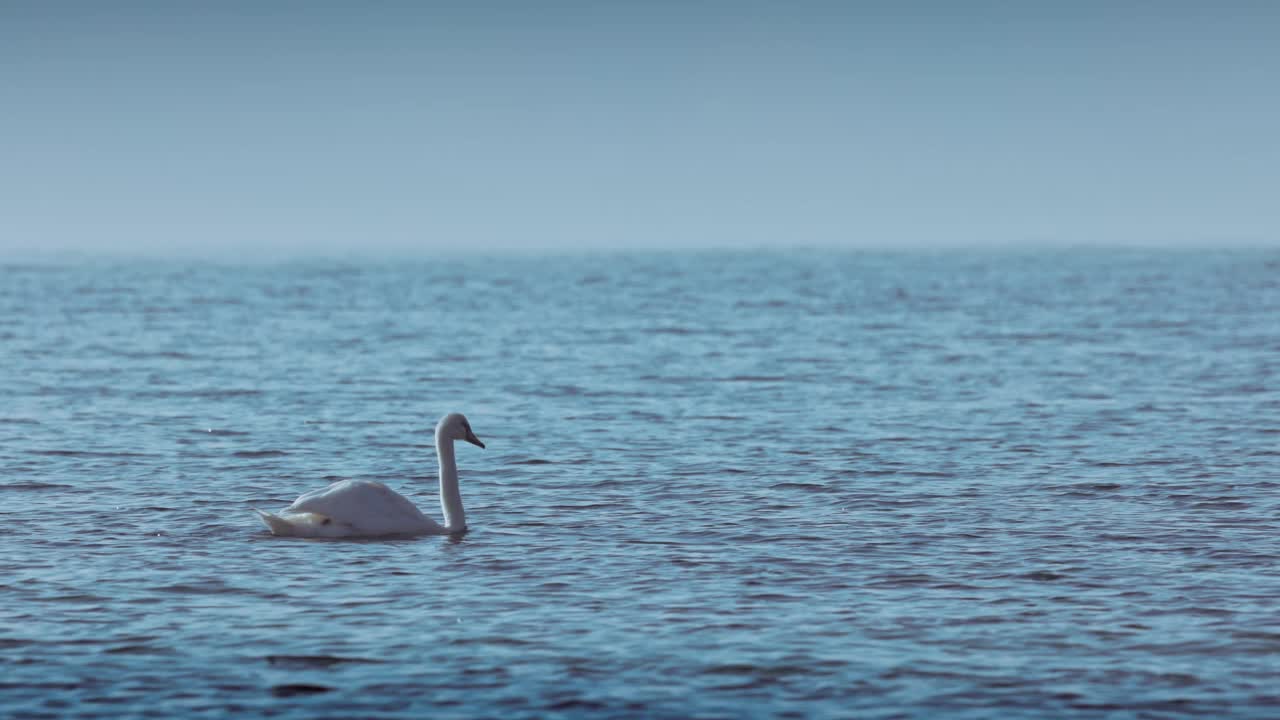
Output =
[{"x1": 1, "y1": 250, "x2": 1278, "y2": 718}]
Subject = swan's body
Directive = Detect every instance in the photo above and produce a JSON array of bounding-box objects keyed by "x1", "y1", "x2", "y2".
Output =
[
  {"x1": 254, "y1": 479, "x2": 444, "y2": 538},
  {"x1": 254, "y1": 413, "x2": 484, "y2": 538}
]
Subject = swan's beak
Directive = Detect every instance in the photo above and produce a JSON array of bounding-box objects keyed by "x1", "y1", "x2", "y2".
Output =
[{"x1": 465, "y1": 430, "x2": 485, "y2": 449}]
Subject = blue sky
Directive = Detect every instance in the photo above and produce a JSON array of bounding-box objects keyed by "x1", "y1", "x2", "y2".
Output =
[{"x1": 3, "y1": 1, "x2": 1277, "y2": 255}]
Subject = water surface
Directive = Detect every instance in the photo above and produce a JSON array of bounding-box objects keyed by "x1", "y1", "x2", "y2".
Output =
[{"x1": 2, "y1": 250, "x2": 1278, "y2": 718}]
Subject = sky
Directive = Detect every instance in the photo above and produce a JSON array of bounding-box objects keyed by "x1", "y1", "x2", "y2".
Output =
[{"x1": 2, "y1": 1, "x2": 1278, "y2": 256}]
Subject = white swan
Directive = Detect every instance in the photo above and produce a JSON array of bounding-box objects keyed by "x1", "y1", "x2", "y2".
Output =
[{"x1": 254, "y1": 413, "x2": 485, "y2": 538}]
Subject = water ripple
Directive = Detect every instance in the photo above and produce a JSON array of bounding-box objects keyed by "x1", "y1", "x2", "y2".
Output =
[{"x1": 2, "y1": 251, "x2": 1278, "y2": 718}]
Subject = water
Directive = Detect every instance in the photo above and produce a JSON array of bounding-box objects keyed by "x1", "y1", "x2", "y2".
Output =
[{"x1": 2, "y1": 250, "x2": 1278, "y2": 719}]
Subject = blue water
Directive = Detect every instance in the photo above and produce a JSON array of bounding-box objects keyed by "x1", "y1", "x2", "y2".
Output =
[{"x1": 2, "y1": 250, "x2": 1278, "y2": 718}]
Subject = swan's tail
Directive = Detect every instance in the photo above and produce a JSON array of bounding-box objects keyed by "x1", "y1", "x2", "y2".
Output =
[
  {"x1": 254, "y1": 508, "x2": 297, "y2": 536},
  {"x1": 253, "y1": 508, "x2": 348, "y2": 537}
]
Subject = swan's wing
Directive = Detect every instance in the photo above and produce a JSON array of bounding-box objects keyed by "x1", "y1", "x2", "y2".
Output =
[{"x1": 286, "y1": 479, "x2": 442, "y2": 536}]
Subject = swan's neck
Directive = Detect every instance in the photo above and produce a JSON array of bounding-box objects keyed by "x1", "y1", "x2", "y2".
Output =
[{"x1": 435, "y1": 435, "x2": 465, "y2": 532}]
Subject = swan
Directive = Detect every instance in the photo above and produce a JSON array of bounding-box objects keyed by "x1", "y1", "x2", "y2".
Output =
[{"x1": 253, "y1": 413, "x2": 485, "y2": 538}]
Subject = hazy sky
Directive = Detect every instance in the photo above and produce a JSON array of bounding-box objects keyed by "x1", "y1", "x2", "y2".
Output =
[{"x1": 3, "y1": 1, "x2": 1278, "y2": 256}]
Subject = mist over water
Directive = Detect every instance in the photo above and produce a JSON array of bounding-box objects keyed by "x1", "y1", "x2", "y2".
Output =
[{"x1": 2, "y1": 250, "x2": 1278, "y2": 718}]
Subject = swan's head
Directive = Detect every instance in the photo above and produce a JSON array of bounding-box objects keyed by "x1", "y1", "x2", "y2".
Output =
[{"x1": 437, "y1": 412, "x2": 485, "y2": 448}]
